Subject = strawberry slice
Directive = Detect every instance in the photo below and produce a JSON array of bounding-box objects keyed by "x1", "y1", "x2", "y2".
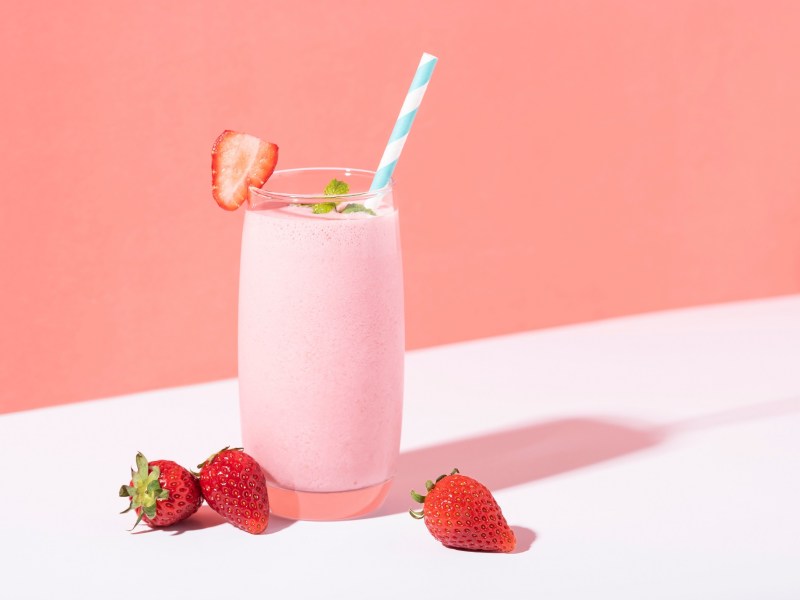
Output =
[{"x1": 211, "y1": 130, "x2": 279, "y2": 210}]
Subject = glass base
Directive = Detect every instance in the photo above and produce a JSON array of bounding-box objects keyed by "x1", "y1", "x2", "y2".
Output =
[{"x1": 267, "y1": 480, "x2": 392, "y2": 521}]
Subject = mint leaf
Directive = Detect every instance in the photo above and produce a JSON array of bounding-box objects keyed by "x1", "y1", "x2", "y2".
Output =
[
  {"x1": 341, "y1": 203, "x2": 376, "y2": 216},
  {"x1": 324, "y1": 178, "x2": 350, "y2": 196},
  {"x1": 311, "y1": 202, "x2": 336, "y2": 214}
]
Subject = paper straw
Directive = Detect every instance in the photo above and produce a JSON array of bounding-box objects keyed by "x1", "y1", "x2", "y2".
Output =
[{"x1": 369, "y1": 52, "x2": 438, "y2": 195}]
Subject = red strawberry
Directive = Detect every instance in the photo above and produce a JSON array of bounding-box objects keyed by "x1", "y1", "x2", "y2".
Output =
[
  {"x1": 410, "y1": 468, "x2": 516, "y2": 552},
  {"x1": 119, "y1": 452, "x2": 202, "y2": 529},
  {"x1": 211, "y1": 130, "x2": 279, "y2": 210},
  {"x1": 197, "y1": 447, "x2": 269, "y2": 534}
]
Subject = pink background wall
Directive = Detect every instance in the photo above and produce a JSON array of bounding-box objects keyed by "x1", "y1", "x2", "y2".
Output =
[{"x1": 2, "y1": 1, "x2": 799, "y2": 414}]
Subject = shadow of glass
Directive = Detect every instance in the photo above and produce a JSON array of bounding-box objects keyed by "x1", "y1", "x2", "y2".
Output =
[
  {"x1": 373, "y1": 416, "x2": 663, "y2": 517},
  {"x1": 661, "y1": 395, "x2": 800, "y2": 434}
]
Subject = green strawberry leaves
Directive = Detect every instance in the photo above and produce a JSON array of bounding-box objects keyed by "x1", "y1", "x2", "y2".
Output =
[{"x1": 119, "y1": 452, "x2": 169, "y2": 529}]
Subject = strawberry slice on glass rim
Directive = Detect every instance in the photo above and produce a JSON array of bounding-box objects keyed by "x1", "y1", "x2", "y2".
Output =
[{"x1": 211, "y1": 130, "x2": 279, "y2": 210}]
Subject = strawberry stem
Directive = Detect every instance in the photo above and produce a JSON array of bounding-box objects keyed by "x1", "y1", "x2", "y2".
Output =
[
  {"x1": 197, "y1": 446, "x2": 243, "y2": 470},
  {"x1": 119, "y1": 452, "x2": 169, "y2": 530},
  {"x1": 409, "y1": 468, "x2": 462, "y2": 520}
]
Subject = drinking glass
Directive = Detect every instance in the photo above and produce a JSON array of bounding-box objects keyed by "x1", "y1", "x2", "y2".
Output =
[{"x1": 238, "y1": 168, "x2": 404, "y2": 520}]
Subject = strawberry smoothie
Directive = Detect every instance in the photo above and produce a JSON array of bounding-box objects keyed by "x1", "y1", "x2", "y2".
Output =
[{"x1": 238, "y1": 168, "x2": 404, "y2": 520}]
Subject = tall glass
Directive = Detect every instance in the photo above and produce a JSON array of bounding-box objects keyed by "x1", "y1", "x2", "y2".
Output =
[{"x1": 238, "y1": 168, "x2": 404, "y2": 520}]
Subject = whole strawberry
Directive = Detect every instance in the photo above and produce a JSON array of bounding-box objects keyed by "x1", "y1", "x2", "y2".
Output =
[
  {"x1": 197, "y1": 447, "x2": 269, "y2": 534},
  {"x1": 119, "y1": 452, "x2": 202, "y2": 529},
  {"x1": 410, "y1": 468, "x2": 516, "y2": 552}
]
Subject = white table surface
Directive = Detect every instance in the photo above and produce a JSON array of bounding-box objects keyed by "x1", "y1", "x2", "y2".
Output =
[{"x1": 2, "y1": 296, "x2": 799, "y2": 599}]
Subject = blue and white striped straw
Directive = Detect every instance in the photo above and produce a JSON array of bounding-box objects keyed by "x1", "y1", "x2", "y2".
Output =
[{"x1": 369, "y1": 52, "x2": 438, "y2": 193}]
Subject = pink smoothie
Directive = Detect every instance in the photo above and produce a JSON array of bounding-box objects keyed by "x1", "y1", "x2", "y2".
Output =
[{"x1": 238, "y1": 201, "x2": 404, "y2": 506}]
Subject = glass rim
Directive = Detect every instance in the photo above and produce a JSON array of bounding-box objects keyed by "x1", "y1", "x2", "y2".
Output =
[{"x1": 248, "y1": 167, "x2": 394, "y2": 203}]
